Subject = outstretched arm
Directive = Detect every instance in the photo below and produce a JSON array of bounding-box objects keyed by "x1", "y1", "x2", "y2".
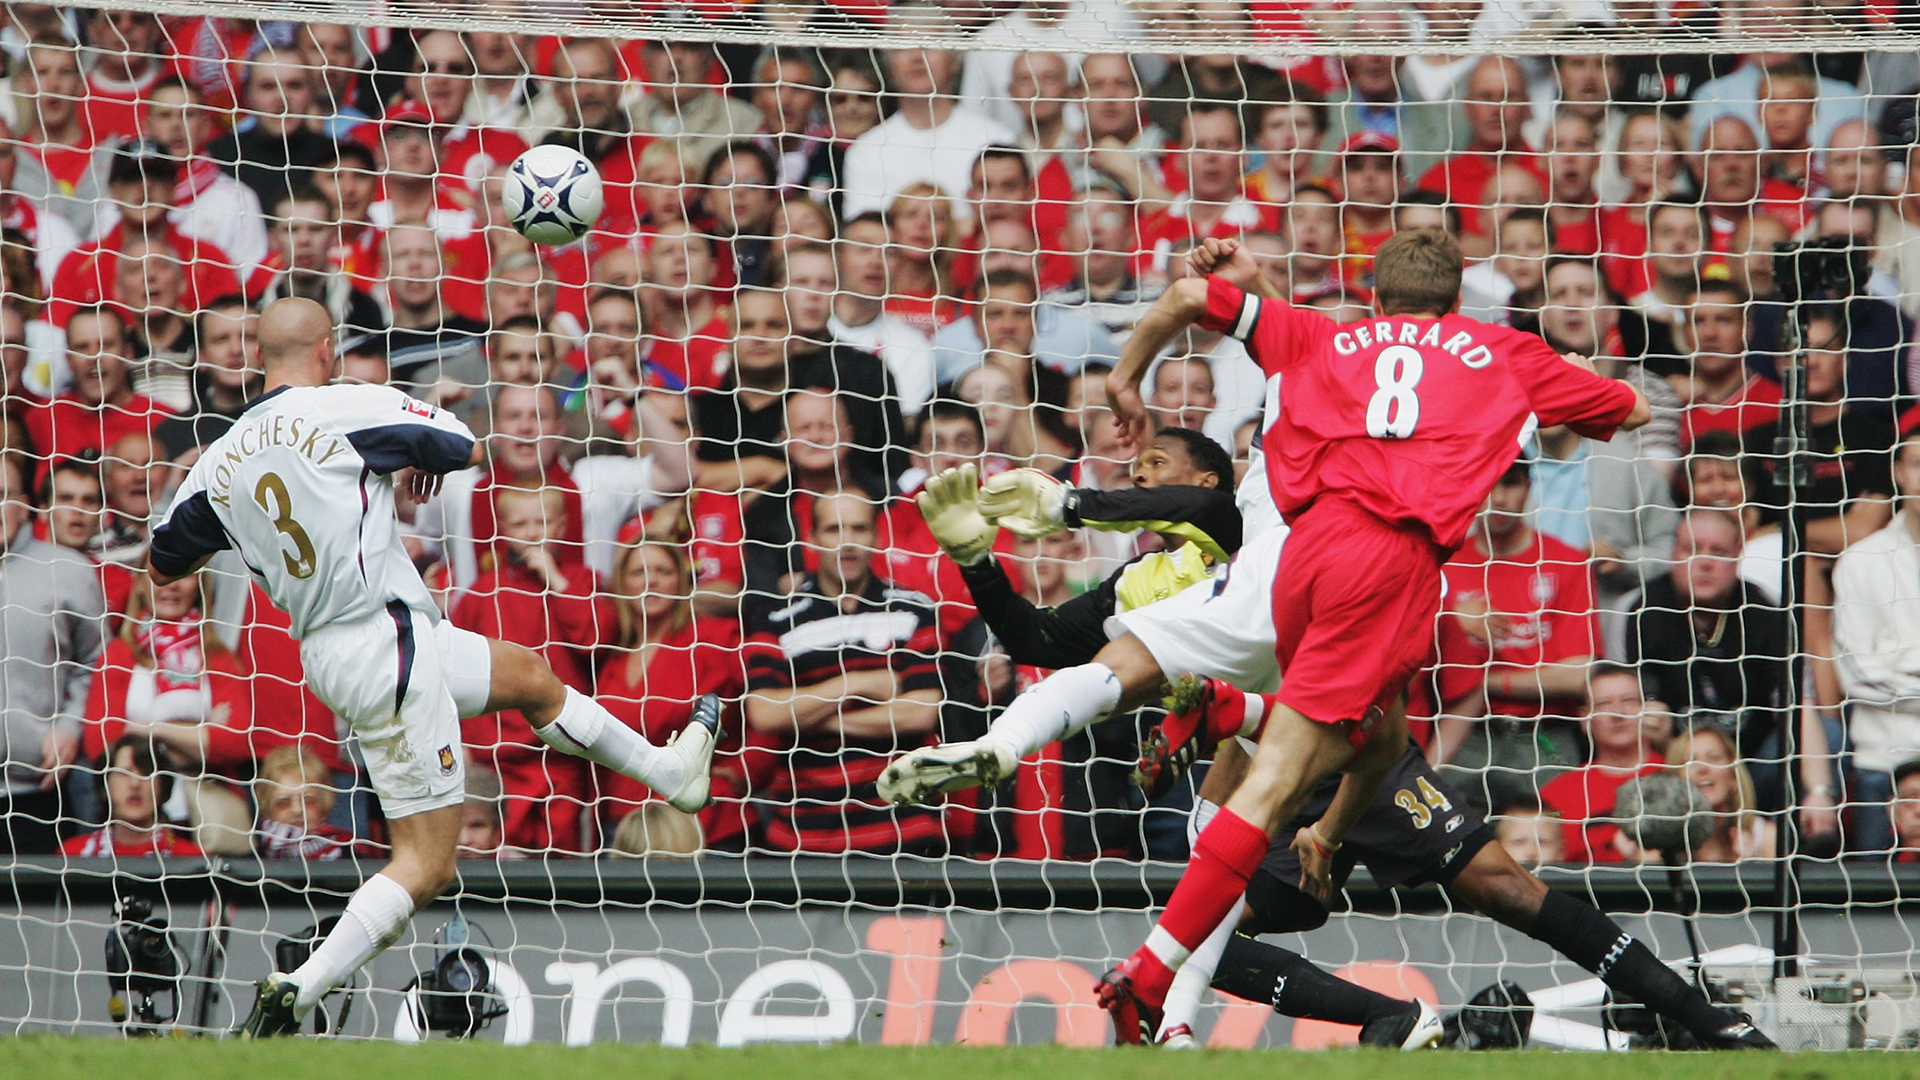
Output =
[{"x1": 1109, "y1": 276, "x2": 1210, "y2": 447}]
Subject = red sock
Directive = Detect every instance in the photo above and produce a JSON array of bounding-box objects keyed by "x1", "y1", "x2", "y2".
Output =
[{"x1": 1126, "y1": 808, "x2": 1271, "y2": 1004}]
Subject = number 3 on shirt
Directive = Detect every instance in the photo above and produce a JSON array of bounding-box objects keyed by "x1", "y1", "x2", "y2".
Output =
[{"x1": 1365, "y1": 345, "x2": 1424, "y2": 439}]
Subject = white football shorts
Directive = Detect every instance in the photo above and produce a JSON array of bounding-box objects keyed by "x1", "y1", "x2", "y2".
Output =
[
  {"x1": 299, "y1": 603, "x2": 494, "y2": 818},
  {"x1": 1106, "y1": 523, "x2": 1289, "y2": 695}
]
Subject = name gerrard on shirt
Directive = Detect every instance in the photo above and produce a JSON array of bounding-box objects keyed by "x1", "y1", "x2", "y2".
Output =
[{"x1": 1330, "y1": 317, "x2": 1497, "y2": 369}]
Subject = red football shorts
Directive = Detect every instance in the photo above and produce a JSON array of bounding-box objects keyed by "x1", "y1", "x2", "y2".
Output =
[{"x1": 1270, "y1": 497, "x2": 1445, "y2": 746}]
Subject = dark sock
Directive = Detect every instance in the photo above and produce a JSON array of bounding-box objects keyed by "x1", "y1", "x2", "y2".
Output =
[
  {"x1": 1527, "y1": 890, "x2": 1729, "y2": 1037},
  {"x1": 1211, "y1": 933, "x2": 1416, "y2": 1027}
]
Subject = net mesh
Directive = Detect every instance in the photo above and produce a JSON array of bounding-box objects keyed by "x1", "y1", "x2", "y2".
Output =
[{"x1": 2, "y1": 0, "x2": 1920, "y2": 1049}]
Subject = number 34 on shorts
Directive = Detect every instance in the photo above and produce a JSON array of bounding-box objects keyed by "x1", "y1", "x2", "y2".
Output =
[{"x1": 1393, "y1": 775, "x2": 1453, "y2": 829}]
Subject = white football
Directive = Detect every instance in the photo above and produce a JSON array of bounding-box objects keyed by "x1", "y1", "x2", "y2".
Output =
[{"x1": 502, "y1": 144, "x2": 604, "y2": 246}]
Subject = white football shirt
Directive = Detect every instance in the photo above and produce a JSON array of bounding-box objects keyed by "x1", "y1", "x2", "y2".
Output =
[{"x1": 150, "y1": 383, "x2": 476, "y2": 639}]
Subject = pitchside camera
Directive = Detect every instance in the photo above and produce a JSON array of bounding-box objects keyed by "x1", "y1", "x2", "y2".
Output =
[
  {"x1": 103, "y1": 895, "x2": 182, "y2": 1034},
  {"x1": 406, "y1": 915, "x2": 507, "y2": 1038},
  {"x1": 1774, "y1": 238, "x2": 1869, "y2": 306}
]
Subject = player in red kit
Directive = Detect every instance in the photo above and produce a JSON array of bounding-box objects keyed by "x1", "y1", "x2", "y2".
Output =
[{"x1": 1096, "y1": 229, "x2": 1652, "y2": 1040}]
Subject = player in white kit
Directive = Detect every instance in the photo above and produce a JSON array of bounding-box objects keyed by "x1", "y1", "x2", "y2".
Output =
[{"x1": 148, "y1": 299, "x2": 720, "y2": 1037}]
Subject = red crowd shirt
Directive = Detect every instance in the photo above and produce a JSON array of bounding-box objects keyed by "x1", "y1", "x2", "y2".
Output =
[
  {"x1": 22, "y1": 394, "x2": 173, "y2": 479},
  {"x1": 62, "y1": 826, "x2": 202, "y2": 859},
  {"x1": 1415, "y1": 150, "x2": 1548, "y2": 238},
  {"x1": 1196, "y1": 277, "x2": 1640, "y2": 551},
  {"x1": 643, "y1": 311, "x2": 732, "y2": 393},
  {"x1": 1680, "y1": 374, "x2": 1783, "y2": 451},
  {"x1": 1538, "y1": 758, "x2": 1664, "y2": 864},
  {"x1": 1433, "y1": 530, "x2": 1602, "y2": 720},
  {"x1": 48, "y1": 223, "x2": 244, "y2": 328},
  {"x1": 594, "y1": 618, "x2": 752, "y2": 848},
  {"x1": 452, "y1": 560, "x2": 613, "y2": 853}
]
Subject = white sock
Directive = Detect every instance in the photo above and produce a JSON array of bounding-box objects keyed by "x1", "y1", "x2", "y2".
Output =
[
  {"x1": 1187, "y1": 796, "x2": 1221, "y2": 847},
  {"x1": 536, "y1": 687, "x2": 681, "y2": 793},
  {"x1": 292, "y1": 872, "x2": 414, "y2": 1015},
  {"x1": 1159, "y1": 896, "x2": 1246, "y2": 1040},
  {"x1": 978, "y1": 663, "x2": 1123, "y2": 758}
]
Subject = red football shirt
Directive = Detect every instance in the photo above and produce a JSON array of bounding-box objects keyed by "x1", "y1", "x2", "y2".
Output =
[
  {"x1": 1198, "y1": 277, "x2": 1640, "y2": 551},
  {"x1": 1538, "y1": 759, "x2": 1663, "y2": 864},
  {"x1": 1434, "y1": 531, "x2": 1602, "y2": 720}
]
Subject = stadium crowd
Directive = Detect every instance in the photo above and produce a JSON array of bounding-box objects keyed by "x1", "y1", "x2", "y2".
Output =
[{"x1": 12, "y1": 0, "x2": 1920, "y2": 867}]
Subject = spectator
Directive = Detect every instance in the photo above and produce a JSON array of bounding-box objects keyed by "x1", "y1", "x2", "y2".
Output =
[
  {"x1": 776, "y1": 243, "x2": 915, "y2": 449},
  {"x1": 81, "y1": 568, "x2": 267, "y2": 851},
  {"x1": 138, "y1": 78, "x2": 272, "y2": 284},
  {"x1": 50, "y1": 142, "x2": 245, "y2": 329},
  {"x1": 827, "y1": 53, "x2": 886, "y2": 148},
  {"x1": 60, "y1": 734, "x2": 201, "y2": 859},
  {"x1": 14, "y1": 35, "x2": 114, "y2": 238},
  {"x1": 1460, "y1": 207, "x2": 1547, "y2": 326},
  {"x1": 932, "y1": 267, "x2": 1118, "y2": 387},
  {"x1": 1075, "y1": 52, "x2": 1170, "y2": 205},
  {"x1": 1139, "y1": 103, "x2": 1280, "y2": 253},
  {"x1": 0, "y1": 120, "x2": 80, "y2": 292},
  {"x1": 1682, "y1": 429, "x2": 1781, "y2": 599},
  {"x1": 1491, "y1": 794, "x2": 1566, "y2": 867},
  {"x1": 1244, "y1": 85, "x2": 1327, "y2": 208},
  {"x1": 596, "y1": 538, "x2": 749, "y2": 849},
  {"x1": 696, "y1": 288, "x2": 901, "y2": 494},
  {"x1": 881, "y1": 183, "x2": 961, "y2": 335},
  {"x1": 458, "y1": 765, "x2": 512, "y2": 858},
  {"x1": 1623, "y1": 508, "x2": 1793, "y2": 798},
  {"x1": 1416, "y1": 56, "x2": 1543, "y2": 252},
  {"x1": 253, "y1": 744, "x2": 358, "y2": 860},
  {"x1": 1893, "y1": 759, "x2": 1920, "y2": 861},
  {"x1": 484, "y1": 316, "x2": 559, "y2": 392},
  {"x1": 777, "y1": 240, "x2": 930, "y2": 418},
  {"x1": 110, "y1": 236, "x2": 197, "y2": 409},
  {"x1": 959, "y1": 0, "x2": 1140, "y2": 135},
  {"x1": 1430, "y1": 462, "x2": 1601, "y2": 806},
  {"x1": 1007, "y1": 49, "x2": 1074, "y2": 166},
  {"x1": 40, "y1": 456, "x2": 131, "y2": 624},
  {"x1": 1327, "y1": 132, "x2": 1400, "y2": 290},
  {"x1": 1756, "y1": 62, "x2": 1819, "y2": 193},
  {"x1": 1690, "y1": 51, "x2": 1867, "y2": 172},
  {"x1": 830, "y1": 215, "x2": 939, "y2": 406},
  {"x1": 1694, "y1": 114, "x2": 1806, "y2": 251},
  {"x1": 751, "y1": 48, "x2": 835, "y2": 193},
  {"x1": 381, "y1": 222, "x2": 487, "y2": 393},
  {"x1": 1052, "y1": 183, "x2": 1155, "y2": 337},
  {"x1": 296, "y1": 23, "x2": 372, "y2": 137},
  {"x1": 840, "y1": 47, "x2": 1016, "y2": 220},
  {"x1": 209, "y1": 49, "x2": 333, "y2": 211},
  {"x1": 0, "y1": 450, "x2": 105, "y2": 853},
  {"x1": 23, "y1": 308, "x2": 172, "y2": 474},
  {"x1": 1544, "y1": 111, "x2": 1603, "y2": 256},
  {"x1": 368, "y1": 103, "x2": 475, "y2": 241},
  {"x1": 743, "y1": 489, "x2": 945, "y2": 855},
  {"x1": 310, "y1": 139, "x2": 382, "y2": 287},
  {"x1": 1834, "y1": 432, "x2": 1920, "y2": 850},
  {"x1": 1665, "y1": 723, "x2": 1774, "y2": 864},
  {"x1": 1538, "y1": 663, "x2": 1670, "y2": 864},
  {"x1": 1598, "y1": 109, "x2": 1689, "y2": 303},
  {"x1": 739, "y1": 389, "x2": 886, "y2": 597},
  {"x1": 1147, "y1": 355, "x2": 1233, "y2": 451},
  {"x1": 702, "y1": 140, "x2": 782, "y2": 288},
  {"x1": 1822, "y1": 118, "x2": 1888, "y2": 205},
  {"x1": 1741, "y1": 306, "x2": 1894, "y2": 556},
  {"x1": 96, "y1": 431, "x2": 155, "y2": 566},
  {"x1": 526, "y1": 38, "x2": 643, "y2": 234},
  {"x1": 633, "y1": 35, "x2": 762, "y2": 174},
  {"x1": 258, "y1": 186, "x2": 386, "y2": 336},
  {"x1": 608, "y1": 802, "x2": 703, "y2": 858},
  {"x1": 76, "y1": 10, "x2": 171, "y2": 142},
  {"x1": 1676, "y1": 279, "x2": 1781, "y2": 450},
  {"x1": 452, "y1": 484, "x2": 613, "y2": 853},
  {"x1": 1281, "y1": 184, "x2": 1345, "y2": 299},
  {"x1": 637, "y1": 221, "x2": 729, "y2": 391}
]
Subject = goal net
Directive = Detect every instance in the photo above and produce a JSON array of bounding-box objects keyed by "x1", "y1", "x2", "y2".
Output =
[{"x1": 4, "y1": 0, "x2": 1920, "y2": 1049}]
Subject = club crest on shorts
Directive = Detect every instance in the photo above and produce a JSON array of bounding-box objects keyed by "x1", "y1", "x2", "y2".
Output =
[{"x1": 438, "y1": 745, "x2": 457, "y2": 775}]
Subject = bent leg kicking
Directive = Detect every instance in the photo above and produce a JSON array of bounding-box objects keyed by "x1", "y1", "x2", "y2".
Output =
[{"x1": 489, "y1": 637, "x2": 720, "y2": 814}]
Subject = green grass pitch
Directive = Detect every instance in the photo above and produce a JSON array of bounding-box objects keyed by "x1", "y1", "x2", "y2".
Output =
[{"x1": 4, "y1": 1041, "x2": 1917, "y2": 1080}]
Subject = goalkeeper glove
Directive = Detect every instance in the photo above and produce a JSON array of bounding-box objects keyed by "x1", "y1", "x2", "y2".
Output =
[
  {"x1": 979, "y1": 468, "x2": 1069, "y2": 539},
  {"x1": 916, "y1": 463, "x2": 997, "y2": 566}
]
